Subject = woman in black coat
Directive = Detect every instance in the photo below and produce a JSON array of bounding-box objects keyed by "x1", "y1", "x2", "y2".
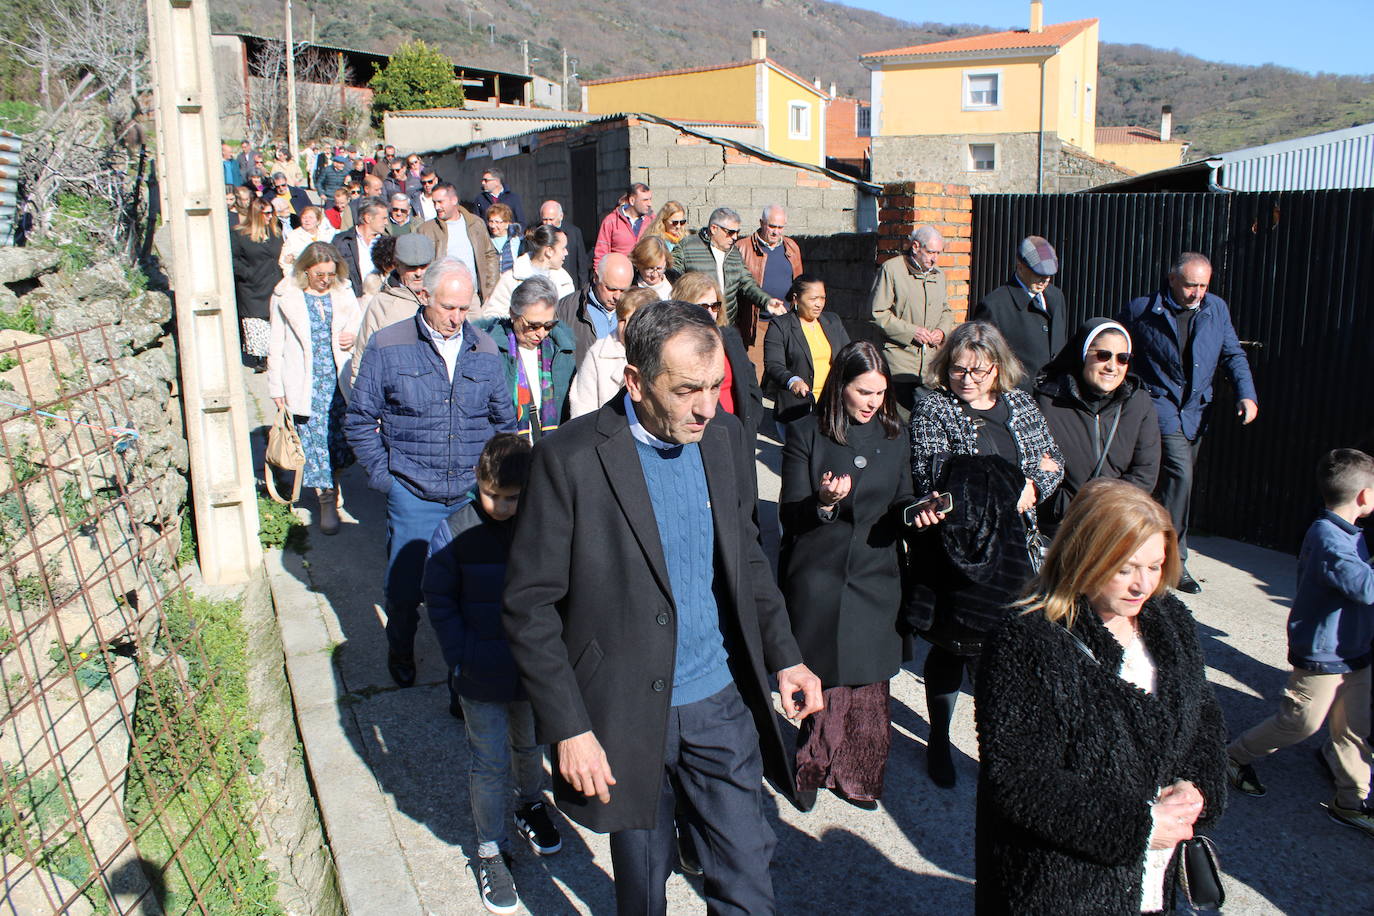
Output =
[
  {"x1": 1035, "y1": 318, "x2": 1161, "y2": 535},
  {"x1": 763, "y1": 275, "x2": 850, "y2": 426},
  {"x1": 975, "y1": 479, "x2": 1227, "y2": 915},
  {"x1": 230, "y1": 199, "x2": 284, "y2": 370},
  {"x1": 780, "y1": 341, "x2": 912, "y2": 808},
  {"x1": 672, "y1": 271, "x2": 763, "y2": 432}
]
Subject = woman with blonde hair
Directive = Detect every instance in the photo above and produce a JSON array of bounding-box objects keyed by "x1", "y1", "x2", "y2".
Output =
[
  {"x1": 279, "y1": 205, "x2": 337, "y2": 269},
  {"x1": 230, "y1": 198, "x2": 284, "y2": 369},
  {"x1": 646, "y1": 200, "x2": 688, "y2": 268},
  {"x1": 630, "y1": 234, "x2": 673, "y2": 298},
  {"x1": 975, "y1": 478, "x2": 1227, "y2": 914},
  {"x1": 267, "y1": 241, "x2": 362, "y2": 534},
  {"x1": 567, "y1": 286, "x2": 658, "y2": 418},
  {"x1": 672, "y1": 271, "x2": 761, "y2": 431},
  {"x1": 904, "y1": 319, "x2": 1063, "y2": 788}
]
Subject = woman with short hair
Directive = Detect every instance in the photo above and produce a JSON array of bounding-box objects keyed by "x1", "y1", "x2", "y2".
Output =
[
  {"x1": 485, "y1": 202, "x2": 519, "y2": 274},
  {"x1": 672, "y1": 271, "x2": 761, "y2": 432},
  {"x1": 780, "y1": 340, "x2": 912, "y2": 809},
  {"x1": 478, "y1": 275, "x2": 577, "y2": 443},
  {"x1": 280, "y1": 205, "x2": 337, "y2": 269},
  {"x1": 267, "y1": 241, "x2": 361, "y2": 533},
  {"x1": 976, "y1": 478, "x2": 1226, "y2": 914},
  {"x1": 904, "y1": 320, "x2": 1063, "y2": 788},
  {"x1": 230, "y1": 199, "x2": 284, "y2": 370},
  {"x1": 482, "y1": 224, "x2": 574, "y2": 319},
  {"x1": 630, "y1": 235, "x2": 673, "y2": 298}
]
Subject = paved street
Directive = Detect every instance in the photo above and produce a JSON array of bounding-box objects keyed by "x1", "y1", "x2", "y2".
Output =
[{"x1": 247, "y1": 370, "x2": 1369, "y2": 915}]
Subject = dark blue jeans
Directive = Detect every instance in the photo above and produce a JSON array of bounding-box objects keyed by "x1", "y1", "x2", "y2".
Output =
[
  {"x1": 385, "y1": 480, "x2": 464, "y2": 655},
  {"x1": 608, "y1": 684, "x2": 776, "y2": 916}
]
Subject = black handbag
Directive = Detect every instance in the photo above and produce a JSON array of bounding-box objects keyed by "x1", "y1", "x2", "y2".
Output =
[
  {"x1": 1023, "y1": 511, "x2": 1049, "y2": 573},
  {"x1": 1176, "y1": 835, "x2": 1224, "y2": 910}
]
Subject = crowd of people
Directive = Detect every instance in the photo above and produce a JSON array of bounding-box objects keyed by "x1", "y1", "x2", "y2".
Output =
[{"x1": 228, "y1": 138, "x2": 1374, "y2": 915}]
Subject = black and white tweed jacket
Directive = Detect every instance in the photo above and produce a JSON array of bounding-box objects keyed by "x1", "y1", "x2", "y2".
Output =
[{"x1": 909, "y1": 387, "x2": 1064, "y2": 523}]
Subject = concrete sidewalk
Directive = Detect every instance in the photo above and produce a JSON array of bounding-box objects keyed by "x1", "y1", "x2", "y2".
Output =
[{"x1": 245, "y1": 368, "x2": 1368, "y2": 915}]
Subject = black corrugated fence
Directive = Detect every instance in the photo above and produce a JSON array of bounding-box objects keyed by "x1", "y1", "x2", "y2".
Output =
[{"x1": 971, "y1": 190, "x2": 1374, "y2": 552}]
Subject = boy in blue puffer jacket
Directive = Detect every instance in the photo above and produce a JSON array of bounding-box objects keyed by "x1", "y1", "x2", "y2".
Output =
[
  {"x1": 1226, "y1": 448, "x2": 1374, "y2": 838},
  {"x1": 423, "y1": 434, "x2": 561, "y2": 914}
]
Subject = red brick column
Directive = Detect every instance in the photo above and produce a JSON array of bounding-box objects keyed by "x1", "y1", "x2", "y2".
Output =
[{"x1": 877, "y1": 181, "x2": 973, "y2": 320}]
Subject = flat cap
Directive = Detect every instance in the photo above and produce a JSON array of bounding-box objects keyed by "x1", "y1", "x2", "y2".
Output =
[
  {"x1": 394, "y1": 233, "x2": 435, "y2": 267},
  {"x1": 1018, "y1": 236, "x2": 1058, "y2": 276}
]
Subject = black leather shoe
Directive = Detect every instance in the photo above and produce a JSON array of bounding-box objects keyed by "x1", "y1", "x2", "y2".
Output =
[
  {"x1": 675, "y1": 824, "x2": 703, "y2": 877},
  {"x1": 793, "y1": 788, "x2": 818, "y2": 813},
  {"x1": 1177, "y1": 569, "x2": 1203, "y2": 594},
  {"x1": 387, "y1": 650, "x2": 416, "y2": 688},
  {"x1": 927, "y1": 739, "x2": 957, "y2": 789}
]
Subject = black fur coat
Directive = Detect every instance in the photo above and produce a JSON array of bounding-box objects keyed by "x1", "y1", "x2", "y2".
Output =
[{"x1": 973, "y1": 594, "x2": 1228, "y2": 914}]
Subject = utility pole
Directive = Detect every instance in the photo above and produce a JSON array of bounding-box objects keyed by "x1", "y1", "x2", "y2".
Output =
[
  {"x1": 285, "y1": 0, "x2": 299, "y2": 155},
  {"x1": 144, "y1": 0, "x2": 262, "y2": 584},
  {"x1": 521, "y1": 40, "x2": 529, "y2": 75},
  {"x1": 561, "y1": 50, "x2": 568, "y2": 110}
]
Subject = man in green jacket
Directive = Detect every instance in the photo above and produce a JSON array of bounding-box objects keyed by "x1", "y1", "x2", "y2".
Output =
[
  {"x1": 672, "y1": 207, "x2": 783, "y2": 344},
  {"x1": 870, "y1": 225, "x2": 956, "y2": 419}
]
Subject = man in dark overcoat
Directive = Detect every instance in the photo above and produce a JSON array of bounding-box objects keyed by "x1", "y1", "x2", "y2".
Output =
[
  {"x1": 503, "y1": 300, "x2": 823, "y2": 914},
  {"x1": 971, "y1": 235, "x2": 1067, "y2": 388}
]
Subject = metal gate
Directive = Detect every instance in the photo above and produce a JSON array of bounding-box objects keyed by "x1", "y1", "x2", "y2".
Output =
[{"x1": 971, "y1": 189, "x2": 1374, "y2": 551}]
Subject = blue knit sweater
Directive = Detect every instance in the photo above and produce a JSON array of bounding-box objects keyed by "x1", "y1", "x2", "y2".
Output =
[{"x1": 635, "y1": 438, "x2": 731, "y2": 706}]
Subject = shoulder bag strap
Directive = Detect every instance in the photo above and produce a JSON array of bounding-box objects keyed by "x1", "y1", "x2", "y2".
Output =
[{"x1": 1090, "y1": 404, "x2": 1124, "y2": 480}]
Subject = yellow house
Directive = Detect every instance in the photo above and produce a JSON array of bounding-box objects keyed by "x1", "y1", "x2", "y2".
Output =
[
  {"x1": 1096, "y1": 115, "x2": 1189, "y2": 176},
  {"x1": 861, "y1": 2, "x2": 1119, "y2": 192},
  {"x1": 581, "y1": 30, "x2": 828, "y2": 166}
]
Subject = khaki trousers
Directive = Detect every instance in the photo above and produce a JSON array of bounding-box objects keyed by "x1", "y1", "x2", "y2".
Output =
[{"x1": 1229, "y1": 665, "x2": 1372, "y2": 809}]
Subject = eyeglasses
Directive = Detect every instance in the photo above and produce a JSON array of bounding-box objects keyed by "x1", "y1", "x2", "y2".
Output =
[
  {"x1": 391, "y1": 207, "x2": 410, "y2": 214},
  {"x1": 421, "y1": 178, "x2": 437, "y2": 186},
  {"x1": 701, "y1": 301, "x2": 723, "y2": 311},
  {"x1": 517, "y1": 317, "x2": 559, "y2": 332},
  {"x1": 1088, "y1": 349, "x2": 1131, "y2": 366},
  {"x1": 669, "y1": 219, "x2": 688, "y2": 227},
  {"x1": 713, "y1": 225, "x2": 740, "y2": 238},
  {"x1": 305, "y1": 269, "x2": 336, "y2": 282},
  {"x1": 948, "y1": 364, "x2": 995, "y2": 381},
  {"x1": 641, "y1": 264, "x2": 666, "y2": 276}
]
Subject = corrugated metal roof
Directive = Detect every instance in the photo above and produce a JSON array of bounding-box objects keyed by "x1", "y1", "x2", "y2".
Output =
[
  {"x1": 863, "y1": 19, "x2": 1095, "y2": 61},
  {"x1": 1213, "y1": 121, "x2": 1374, "y2": 191},
  {"x1": 214, "y1": 31, "x2": 530, "y2": 82},
  {"x1": 388, "y1": 108, "x2": 595, "y2": 121}
]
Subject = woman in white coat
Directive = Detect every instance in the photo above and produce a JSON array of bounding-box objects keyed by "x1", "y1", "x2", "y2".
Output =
[
  {"x1": 278, "y1": 205, "x2": 336, "y2": 270},
  {"x1": 566, "y1": 287, "x2": 659, "y2": 418},
  {"x1": 267, "y1": 241, "x2": 361, "y2": 534},
  {"x1": 480, "y1": 224, "x2": 574, "y2": 319}
]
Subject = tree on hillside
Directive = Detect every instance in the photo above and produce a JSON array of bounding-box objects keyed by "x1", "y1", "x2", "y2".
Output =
[{"x1": 368, "y1": 40, "x2": 465, "y2": 125}]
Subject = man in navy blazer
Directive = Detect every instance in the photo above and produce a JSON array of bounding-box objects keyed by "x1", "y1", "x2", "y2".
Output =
[
  {"x1": 971, "y1": 235, "x2": 1067, "y2": 389},
  {"x1": 1118, "y1": 252, "x2": 1258, "y2": 593}
]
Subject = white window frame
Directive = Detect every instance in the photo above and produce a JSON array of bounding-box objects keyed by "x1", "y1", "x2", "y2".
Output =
[
  {"x1": 968, "y1": 143, "x2": 997, "y2": 172},
  {"x1": 962, "y1": 69, "x2": 1002, "y2": 111},
  {"x1": 788, "y1": 101, "x2": 812, "y2": 140}
]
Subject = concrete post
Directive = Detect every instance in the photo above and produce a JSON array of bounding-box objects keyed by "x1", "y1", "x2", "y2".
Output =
[{"x1": 145, "y1": 0, "x2": 263, "y2": 584}]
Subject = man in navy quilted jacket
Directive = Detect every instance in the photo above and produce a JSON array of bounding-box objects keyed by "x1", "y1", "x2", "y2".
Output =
[
  {"x1": 1119, "y1": 252, "x2": 1258, "y2": 594},
  {"x1": 346, "y1": 258, "x2": 517, "y2": 687}
]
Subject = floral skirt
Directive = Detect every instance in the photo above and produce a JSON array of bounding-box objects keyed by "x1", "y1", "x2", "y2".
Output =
[
  {"x1": 296, "y1": 383, "x2": 351, "y2": 489},
  {"x1": 241, "y1": 317, "x2": 270, "y2": 357},
  {"x1": 794, "y1": 680, "x2": 892, "y2": 800}
]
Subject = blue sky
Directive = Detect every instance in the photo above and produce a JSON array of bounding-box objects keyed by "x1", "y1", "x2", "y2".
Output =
[{"x1": 840, "y1": 0, "x2": 1373, "y2": 77}]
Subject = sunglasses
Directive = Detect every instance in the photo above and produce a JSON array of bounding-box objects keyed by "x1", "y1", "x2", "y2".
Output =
[
  {"x1": 518, "y1": 318, "x2": 559, "y2": 332},
  {"x1": 1089, "y1": 349, "x2": 1132, "y2": 366},
  {"x1": 669, "y1": 219, "x2": 688, "y2": 227},
  {"x1": 701, "y1": 301, "x2": 723, "y2": 311},
  {"x1": 422, "y1": 178, "x2": 437, "y2": 186},
  {"x1": 713, "y1": 225, "x2": 740, "y2": 238}
]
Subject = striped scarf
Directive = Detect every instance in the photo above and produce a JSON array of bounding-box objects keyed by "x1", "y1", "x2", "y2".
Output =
[{"x1": 509, "y1": 332, "x2": 558, "y2": 442}]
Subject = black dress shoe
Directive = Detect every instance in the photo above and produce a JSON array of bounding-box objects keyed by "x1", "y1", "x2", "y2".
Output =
[
  {"x1": 387, "y1": 650, "x2": 416, "y2": 688},
  {"x1": 927, "y1": 740, "x2": 957, "y2": 789},
  {"x1": 793, "y1": 788, "x2": 818, "y2": 813},
  {"x1": 1177, "y1": 569, "x2": 1203, "y2": 594}
]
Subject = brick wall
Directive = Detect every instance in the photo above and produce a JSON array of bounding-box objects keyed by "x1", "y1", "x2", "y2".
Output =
[{"x1": 877, "y1": 181, "x2": 973, "y2": 318}]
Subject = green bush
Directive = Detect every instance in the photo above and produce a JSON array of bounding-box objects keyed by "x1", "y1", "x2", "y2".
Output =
[
  {"x1": 257, "y1": 496, "x2": 307, "y2": 552},
  {"x1": 368, "y1": 40, "x2": 465, "y2": 125}
]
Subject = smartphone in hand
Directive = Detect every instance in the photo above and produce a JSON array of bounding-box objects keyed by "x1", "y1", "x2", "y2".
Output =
[{"x1": 903, "y1": 492, "x2": 953, "y2": 526}]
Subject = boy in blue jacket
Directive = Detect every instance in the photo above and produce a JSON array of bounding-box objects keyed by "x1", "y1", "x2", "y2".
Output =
[
  {"x1": 1226, "y1": 448, "x2": 1374, "y2": 836},
  {"x1": 423, "y1": 434, "x2": 561, "y2": 914}
]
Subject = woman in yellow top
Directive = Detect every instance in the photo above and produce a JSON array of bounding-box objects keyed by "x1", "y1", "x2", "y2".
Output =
[{"x1": 764, "y1": 274, "x2": 850, "y2": 428}]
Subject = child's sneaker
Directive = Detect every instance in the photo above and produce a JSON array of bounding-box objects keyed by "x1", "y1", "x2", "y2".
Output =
[
  {"x1": 514, "y1": 801, "x2": 562, "y2": 855},
  {"x1": 1324, "y1": 800, "x2": 1374, "y2": 839},
  {"x1": 476, "y1": 853, "x2": 519, "y2": 915},
  {"x1": 1226, "y1": 757, "x2": 1266, "y2": 797}
]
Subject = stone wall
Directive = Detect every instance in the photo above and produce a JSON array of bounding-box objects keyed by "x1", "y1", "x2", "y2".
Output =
[
  {"x1": 631, "y1": 121, "x2": 872, "y2": 235},
  {"x1": 871, "y1": 133, "x2": 1129, "y2": 194},
  {"x1": 877, "y1": 181, "x2": 974, "y2": 319}
]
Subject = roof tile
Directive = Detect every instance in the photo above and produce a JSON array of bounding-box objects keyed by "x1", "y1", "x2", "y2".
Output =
[{"x1": 863, "y1": 19, "x2": 1096, "y2": 60}]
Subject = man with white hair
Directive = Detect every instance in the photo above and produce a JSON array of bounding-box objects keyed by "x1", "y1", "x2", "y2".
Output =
[
  {"x1": 385, "y1": 192, "x2": 420, "y2": 236},
  {"x1": 735, "y1": 204, "x2": 803, "y2": 362},
  {"x1": 346, "y1": 258, "x2": 516, "y2": 688},
  {"x1": 673, "y1": 206, "x2": 782, "y2": 344},
  {"x1": 870, "y1": 224, "x2": 956, "y2": 417},
  {"x1": 538, "y1": 200, "x2": 588, "y2": 285}
]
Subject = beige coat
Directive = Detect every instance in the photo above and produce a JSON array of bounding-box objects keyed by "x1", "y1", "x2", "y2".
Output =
[
  {"x1": 869, "y1": 254, "x2": 955, "y2": 381},
  {"x1": 351, "y1": 283, "x2": 423, "y2": 387},
  {"x1": 267, "y1": 279, "x2": 363, "y2": 415},
  {"x1": 567, "y1": 335, "x2": 626, "y2": 418}
]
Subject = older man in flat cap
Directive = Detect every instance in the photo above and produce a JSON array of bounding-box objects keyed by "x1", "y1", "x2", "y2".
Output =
[
  {"x1": 352, "y1": 233, "x2": 436, "y2": 387},
  {"x1": 971, "y1": 235, "x2": 1068, "y2": 389}
]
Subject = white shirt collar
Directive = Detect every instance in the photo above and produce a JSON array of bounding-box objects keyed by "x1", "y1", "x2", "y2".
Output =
[
  {"x1": 420, "y1": 316, "x2": 465, "y2": 380},
  {"x1": 624, "y1": 393, "x2": 677, "y2": 451}
]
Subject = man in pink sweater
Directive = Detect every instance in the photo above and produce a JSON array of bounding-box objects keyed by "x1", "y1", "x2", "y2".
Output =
[{"x1": 592, "y1": 183, "x2": 654, "y2": 270}]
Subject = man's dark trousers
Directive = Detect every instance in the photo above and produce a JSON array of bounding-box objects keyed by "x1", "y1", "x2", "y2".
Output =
[
  {"x1": 1156, "y1": 432, "x2": 1204, "y2": 560},
  {"x1": 385, "y1": 481, "x2": 463, "y2": 653},
  {"x1": 608, "y1": 684, "x2": 776, "y2": 916}
]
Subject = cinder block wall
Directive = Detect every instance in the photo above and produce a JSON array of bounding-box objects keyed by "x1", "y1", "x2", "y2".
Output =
[
  {"x1": 877, "y1": 181, "x2": 973, "y2": 319},
  {"x1": 630, "y1": 121, "x2": 865, "y2": 236}
]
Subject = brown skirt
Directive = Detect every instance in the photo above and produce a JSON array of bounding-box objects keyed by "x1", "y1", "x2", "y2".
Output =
[{"x1": 794, "y1": 681, "x2": 891, "y2": 800}]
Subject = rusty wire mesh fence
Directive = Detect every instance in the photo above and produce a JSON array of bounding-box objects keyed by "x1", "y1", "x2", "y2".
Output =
[{"x1": 0, "y1": 326, "x2": 279, "y2": 914}]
